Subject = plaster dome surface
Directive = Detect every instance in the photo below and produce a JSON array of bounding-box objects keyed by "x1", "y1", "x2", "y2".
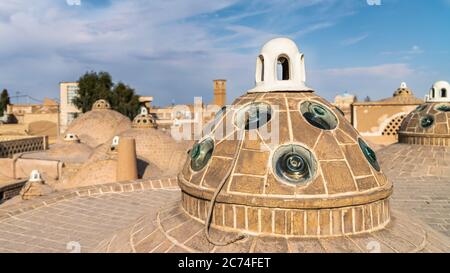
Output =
[{"x1": 64, "y1": 104, "x2": 131, "y2": 148}]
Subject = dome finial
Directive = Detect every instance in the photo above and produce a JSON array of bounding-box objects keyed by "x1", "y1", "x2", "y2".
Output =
[
  {"x1": 248, "y1": 37, "x2": 313, "y2": 93},
  {"x1": 425, "y1": 81, "x2": 450, "y2": 102}
]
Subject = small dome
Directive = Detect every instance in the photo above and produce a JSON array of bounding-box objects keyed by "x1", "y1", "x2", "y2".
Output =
[
  {"x1": 64, "y1": 108, "x2": 131, "y2": 147},
  {"x1": 399, "y1": 101, "x2": 450, "y2": 146},
  {"x1": 393, "y1": 82, "x2": 413, "y2": 97},
  {"x1": 425, "y1": 81, "x2": 450, "y2": 102},
  {"x1": 63, "y1": 133, "x2": 80, "y2": 143},
  {"x1": 132, "y1": 108, "x2": 157, "y2": 129},
  {"x1": 92, "y1": 99, "x2": 111, "y2": 110}
]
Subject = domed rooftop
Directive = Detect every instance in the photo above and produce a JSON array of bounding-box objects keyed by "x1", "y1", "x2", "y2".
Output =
[
  {"x1": 63, "y1": 100, "x2": 132, "y2": 147},
  {"x1": 20, "y1": 133, "x2": 93, "y2": 164},
  {"x1": 178, "y1": 38, "x2": 392, "y2": 238},
  {"x1": 375, "y1": 82, "x2": 423, "y2": 104},
  {"x1": 393, "y1": 82, "x2": 413, "y2": 97},
  {"x1": 399, "y1": 81, "x2": 450, "y2": 146},
  {"x1": 132, "y1": 107, "x2": 157, "y2": 129},
  {"x1": 119, "y1": 125, "x2": 191, "y2": 179}
]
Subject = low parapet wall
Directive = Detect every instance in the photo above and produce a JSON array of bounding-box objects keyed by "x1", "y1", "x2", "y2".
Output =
[{"x1": 0, "y1": 136, "x2": 48, "y2": 158}]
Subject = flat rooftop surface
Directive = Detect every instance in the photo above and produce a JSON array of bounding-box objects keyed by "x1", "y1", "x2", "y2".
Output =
[{"x1": 0, "y1": 172, "x2": 448, "y2": 253}]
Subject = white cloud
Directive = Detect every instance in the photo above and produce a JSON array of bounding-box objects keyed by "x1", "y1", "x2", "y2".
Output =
[
  {"x1": 320, "y1": 63, "x2": 414, "y2": 78},
  {"x1": 381, "y1": 45, "x2": 424, "y2": 56},
  {"x1": 308, "y1": 63, "x2": 419, "y2": 101},
  {"x1": 340, "y1": 33, "x2": 369, "y2": 46},
  {"x1": 0, "y1": 0, "x2": 358, "y2": 105}
]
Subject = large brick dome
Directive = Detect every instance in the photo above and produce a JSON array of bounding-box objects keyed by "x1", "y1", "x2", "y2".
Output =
[
  {"x1": 178, "y1": 38, "x2": 392, "y2": 238},
  {"x1": 64, "y1": 100, "x2": 131, "y2": 148}
]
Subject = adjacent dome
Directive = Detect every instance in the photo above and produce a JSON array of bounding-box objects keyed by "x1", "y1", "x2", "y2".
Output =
[
  {"x1": 178, "y1": 38, "x2": 391, "y2": 238},
  {"x1": 119, "y1": 126, "x2": 191, "y2": 179},
  {"x1": 63, "y1": 100, "x2": 131, "y2": 147},
  {"x1": 399, "y1": 81, "x2": 450, "y2": 146},
  {"x1": 132, "y1": 107, "x2": 157, "y2": 129}
]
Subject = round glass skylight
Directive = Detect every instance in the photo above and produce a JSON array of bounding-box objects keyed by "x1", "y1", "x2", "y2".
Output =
[{"x1": 300, "y1": 101, "x2": 338, "y2": 130}]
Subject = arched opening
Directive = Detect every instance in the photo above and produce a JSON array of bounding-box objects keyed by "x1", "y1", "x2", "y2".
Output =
[
  {"x1": 441, "y1": 88, "x2": 447, "y2": 98},
  {"x1": 257, "y1": 55, "x2": 265, "y2": 82},
  {"x1": 432, "y1": 88, "x2": 436, "y2": 98},
  {"x1": 277, "y1": 56, "x2": 290, "y2": 81}
]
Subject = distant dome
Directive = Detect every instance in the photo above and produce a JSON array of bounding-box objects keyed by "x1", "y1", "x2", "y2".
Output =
[
  {"x1": 393, "y1": 82, "x2": 413, "y2": 97},
  {"x1": 64, "y1": 107, "x2": 131, "y2": 148},
  {"x1": 92, "y1": 99, "x2": 111, "y2": 110},
  {"x1": 20, "y1": 140, "x2": 93, "y2": 164},
  {"x1": 399, "y1": 101, "x2": 450, "y2": 146},
  {"x1": 119, "y1": 127, "x2": 191, "y2": 178},
  {"x1": 46, "y1": 142, "x2": 93, "y2": 163},
  {"x1": 132, "y1": 107, "x2": 157, "y2": 129}
]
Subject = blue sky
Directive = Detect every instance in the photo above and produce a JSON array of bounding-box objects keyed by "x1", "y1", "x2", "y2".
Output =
[{"x1": 0, "y1": 0, "x2": 449, "y2": 106}]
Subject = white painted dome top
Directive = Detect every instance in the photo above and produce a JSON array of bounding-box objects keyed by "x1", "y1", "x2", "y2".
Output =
[
  {"x1": 425, "y1": 81, "x2": 450, "y2": 102},
  {"x1": 248, "y1": 37, "x2": 313, "y2": 93},
  {"x1": 29, "y1": 170, "x2": 43, "y2": 183}
]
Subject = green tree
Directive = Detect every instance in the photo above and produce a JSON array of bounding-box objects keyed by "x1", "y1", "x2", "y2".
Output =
[
  {"x1": 73, "y1": 71, "x2": 113, "y2": 113},
  {"x1": 73, "y1": 71, "x2": 141, "y2": 119},
  {"x1": 0, "y1": 89, "x2": 11, "y2": 117},
  {"x1": 110, "y1": 82, "x2": 140, "y2": 119},
  {"x1": 364, "y1": 96, "x2": 371, "y2": 102}
]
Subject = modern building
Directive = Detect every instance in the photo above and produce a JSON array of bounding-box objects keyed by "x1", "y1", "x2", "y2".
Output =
[{"x1": 59, "y1": 82, "x2": 82, "y2": 134}]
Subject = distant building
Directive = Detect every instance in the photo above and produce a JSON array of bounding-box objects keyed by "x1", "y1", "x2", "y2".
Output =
[
  {"x1": 59, "y1": 82, "x2": 81, "y2": 134},
  {"x1": 332, "y1": 92, "x2": 356, "y2": 121},
  {"x1": 213, "y1": 79, "x2": 227, "y2": 107},
  {"x1": 150, "y1": 79, "x2": 227, "y2": 132},
  {"x1": 351, "y1": 82, "x2": 423, "y2": 145},
  {"x1": 2, "y1": 98, "x2": 59, "y2": 143}
]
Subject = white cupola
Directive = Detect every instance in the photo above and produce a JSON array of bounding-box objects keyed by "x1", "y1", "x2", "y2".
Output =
[
  {"x1": 248, "y1": 37, "x2": 312, "y2": 93},
  {"x1": 425, "y1": 81, "x2": 450, "y2": 102}
]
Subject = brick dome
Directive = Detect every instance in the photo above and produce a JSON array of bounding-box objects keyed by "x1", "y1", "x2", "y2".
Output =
[
  {"x1": 399, "y1": 82, "x2": 450, "y2": 146},
  {"x1": 64, "y1": 107, "x2": 131, "y2": 148},
  {"x1": 119, "y1": 127, "x2": 191, "y2": 178},
  {"x1": 178, "y1": 38, "x2": 392, "y2": 238},
  {"x1": 393, "y1": 82, "x2": 413, "y2": 97},
  {"x1": 92, "y1": 99, "x2": 111, "y2": 110}
]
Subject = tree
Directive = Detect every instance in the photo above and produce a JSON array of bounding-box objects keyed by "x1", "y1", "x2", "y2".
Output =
[
  {"x1": 364, "y1": 96, "x2": 371, "y2": 102},
  {"x1": 110, "y1": 82, "x2": 140, "y2": 119},
  {"x1": 0, "y1": 89, "x2": 11, "y2": 117},
  {"x1": 73, "y1": 71, "x2": 113, "y2": 113},
  {"x1": 73, "y1": 71, "x2": 141, "y2": 119}
]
